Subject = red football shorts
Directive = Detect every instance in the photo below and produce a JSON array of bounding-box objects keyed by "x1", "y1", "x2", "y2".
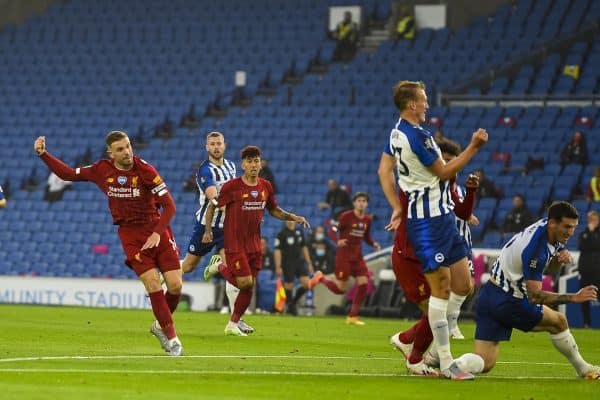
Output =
[
  {"x1": 119, "y1": 225, "x2": 180, "y2": 276},
  {"x1": 391, "y1": 245, "x2": 431, "y2": 304},
  {"x1": 225, "y1": 251, "x2": 262, "y2": 278},
  {"x1": 335, "y1": 253, "x2": 368, "y2": 281}
]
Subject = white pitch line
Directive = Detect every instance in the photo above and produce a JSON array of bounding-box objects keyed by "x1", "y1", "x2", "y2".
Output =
[
  {"x1": 0, "y1": 355, "x2": 570, "y2": 366},
  {"x1": 0, "y1": 355, "x2": 396, "y2": 363},
  {"x1": 0, "y1": 368, "x2": 584, "y2": 380}
]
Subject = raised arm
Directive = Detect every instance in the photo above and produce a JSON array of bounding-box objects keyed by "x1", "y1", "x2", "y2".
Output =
[
  {"x1": 34, "y1": 136, "x2": 88, "y2": 182},
  {"x1": 428, "y1": 129, "x2": 488, "y2": 181}
]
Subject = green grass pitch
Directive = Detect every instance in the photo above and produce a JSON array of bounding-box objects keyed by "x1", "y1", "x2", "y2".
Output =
[{"x1": 0, "y1": 304, "x2": 598, "y2": 399}]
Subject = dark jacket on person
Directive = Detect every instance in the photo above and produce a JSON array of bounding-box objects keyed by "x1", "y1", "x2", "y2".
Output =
[{"x1": 578, "y1": 227, "x2": 600, "y2": 285}]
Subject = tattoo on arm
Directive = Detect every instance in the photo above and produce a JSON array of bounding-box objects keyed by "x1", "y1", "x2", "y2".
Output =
[{"x1": 529, "y1": 291, "x2": 572, "y2": 305}]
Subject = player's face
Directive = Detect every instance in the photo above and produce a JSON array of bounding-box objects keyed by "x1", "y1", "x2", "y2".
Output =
[
  {"x1": 206, "y1": 136, "x2": 225, "y2": 161},
  {"x1": 242, "y1": 156, "x2": 261, "y2": 178},
  {"x1": 108, "y1": 138, "x2": 133, "y2": 169},
  {"x1": 353, "y1": 197, "x2": 368, "y2": 212},
  {"x1": 548, "y1": 217, "x2": 578, "y2": 244},
  {"x1": 414, "y1": 89, "x2": 429, "y2": 123}
]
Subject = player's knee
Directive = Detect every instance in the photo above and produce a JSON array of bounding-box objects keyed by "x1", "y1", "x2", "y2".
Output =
[
  {"x1": 553, "y1": 312, "x2": 569, "y2": 332},
  {"x1": 167, "y1": 280, "x2": 182, "y2": 295},
  {"x1": 453, "y1": 280, "x2": 472, "y2": 297}
]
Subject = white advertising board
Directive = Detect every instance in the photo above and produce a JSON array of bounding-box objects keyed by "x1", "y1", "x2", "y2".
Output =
[{"x1": 0, "y1": 276, "x2": 214, "y2": 312}]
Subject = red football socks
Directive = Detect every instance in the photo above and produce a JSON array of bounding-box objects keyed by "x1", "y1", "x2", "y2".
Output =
[
  {"x1": 165, "y1": 291, "x2": 180, "y2": 313},
  {"x1": 149, "y1": 290, "x2": 176, "y2": 339},
  {"x1": 348, "y1": 284, "x2": 367, "y2": 317},
  {"x1": 231, "y1": 288, "x2": 252, "y2": 323}
]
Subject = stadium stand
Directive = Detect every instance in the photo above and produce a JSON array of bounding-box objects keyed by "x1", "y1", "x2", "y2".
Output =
[{"x1": 0, "y1": 0, "x2": 599, "y2": 297}]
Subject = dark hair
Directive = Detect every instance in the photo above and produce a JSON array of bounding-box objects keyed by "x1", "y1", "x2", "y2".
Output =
[
  {"x1": 436, "y1": 138, "x2": 461, "y2": 157},
  {"x1": 547, "y1": 201, "x2": 578, "y2": 222},
  {"x1": 353, "y1": 191, "x2": 369, "y2": 202},
  {"x1": 241, "y1": 145, "x2": 261, "y2": 159},
  {"x1": 392, "y1": 80, "x2": 425, "y2": 111}
]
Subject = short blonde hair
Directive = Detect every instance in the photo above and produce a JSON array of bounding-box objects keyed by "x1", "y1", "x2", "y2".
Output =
[{"x1": 392, "y1": 80, "x2": 425, "y2": 111}]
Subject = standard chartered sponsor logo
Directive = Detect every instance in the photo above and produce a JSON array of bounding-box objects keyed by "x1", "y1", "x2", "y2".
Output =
[
  {"x1": 242, "y1": 200, "x2": 266, "y2": 211},
  {"x1": 107, "y1": 186, "x2": 141, "y2": 198}
]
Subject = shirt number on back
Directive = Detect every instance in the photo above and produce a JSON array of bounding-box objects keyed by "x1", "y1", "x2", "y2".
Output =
[{"x1": 391, "y1": 145, "x2": 410, "y2": 176}]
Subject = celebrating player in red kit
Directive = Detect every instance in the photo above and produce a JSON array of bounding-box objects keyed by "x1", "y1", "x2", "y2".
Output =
[
  {"x1": 202, "y1": 145, "x2": 310, "y2": 336},
  {"x1": 34, "y1": 132, "x2": 184, "y2": 356}
]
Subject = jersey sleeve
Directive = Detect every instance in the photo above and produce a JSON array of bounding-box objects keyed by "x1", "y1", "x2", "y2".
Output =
[
  {"x1": 408, "y1": 129, "x2": 439, "y2": 167},
  {"x1": 196, "y1": 163, "x2": 215, "y2": 193},
  {"x1": 363, "y1": 216, "x2": 376, "y2": 247},
  {"x1": 521, "y1": 231, "x2": 546, "y2": 281},
  {"x1": 139, "y1": 160, "x2": 169, "y2": 198},
  {"x1": 215, "y1": 180, "x2": 235, "y2": 208},
  {"x1": 263, "y1": 179, "x2": 278, "y2": 210}
]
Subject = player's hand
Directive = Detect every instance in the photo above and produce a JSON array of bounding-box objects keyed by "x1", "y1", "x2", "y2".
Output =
[
  {"x1": 465, "y1": 174, "x2": 480, "y2": 189},
  {"x1": 294, "y1": 215, "x2": 311, "y2": 229},
  {"x1": 554, "y1": 249, "x2": 573, "y2": 265},
  {"x1": 337, "y1": 239, "x2": 347, "y2": 247},
  {"x1": 141, "y1": 232, "x2": 161, "y2": 250},
  {"x1": 275, "y1": 266, "x2": 283, "y2": 277},
  {"x1": 573, "y1": 285, "x2": 598, "y2": 303},
  {"x1": 34, "y1": 136, "x2": 46, "y2": 155},
  {"x1": 470, "y1": 128, "x2": 488, "y2": 149},
  {"x1": 468, "y1": 214, "x2": 479, "y2": 226},
  {"x1": 374, "y1": 242, "x2": 381, "y2": 251},
  {"x1": 385, "y1": 207, "x2": 402, "y2": 231},
  {"x1": 202, "y1": 230, "x2": 213, "y2": 243}
]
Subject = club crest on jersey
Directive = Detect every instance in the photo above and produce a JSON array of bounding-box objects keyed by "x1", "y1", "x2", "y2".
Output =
[
  {"x1": 131, "y1": 176, "x2": 138, "y2": 187},
  {"x1": 251, "y1": 190, "x2": 259, "y2": 198},
  {"x1": 529, "y1": 259, "x2": 538, "y2": 269},
  {"x1": 117, "y1": 176, "x2": 127, "y2": 185},
  {"x1": 434, "y1": 253, "x2": 445, "y2": 263}
]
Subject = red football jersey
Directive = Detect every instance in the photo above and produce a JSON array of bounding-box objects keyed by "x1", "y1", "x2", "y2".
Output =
[
  {"x1": 334, "y1": 210, "x2": 375, "y2": 259},
  {"x1": 217, "y1": 177, "x2": 278, "y2": 254},
  {"x1": 69, "y1": 156, "x2": 168, "y2": 227}
]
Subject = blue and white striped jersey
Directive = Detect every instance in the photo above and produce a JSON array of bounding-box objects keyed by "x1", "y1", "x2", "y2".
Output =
[
  {"x1": 384, "y1": 118, "x2": 453, "y2": 219},
  {"x1": 490, "y1": 218, "x2": 563, "y2": 299},
  {"x1": 195, "y1": 158, "x2": 236, "y2": 228},
  {"x1": 454, "y1": 185, "x2": 472, "y2": 249}
]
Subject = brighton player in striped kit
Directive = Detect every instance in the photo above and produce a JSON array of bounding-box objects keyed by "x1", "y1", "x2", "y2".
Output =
[
  {"x1": 180, "y1": 131, "x2": 253, "y2": 334},
  {"x1": 382, "y1": 137, "x2": 480, "y2": 375},
  {"x1": 378, "y1": 80, "x2": 488, "y2": 380},
  {"x1": 455, "y1": 201, "x2": 600, "y2": 379}
]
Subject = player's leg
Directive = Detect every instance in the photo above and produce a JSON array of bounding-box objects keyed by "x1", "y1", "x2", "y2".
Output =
[
  {"x1": 224, "y1": 252, "x2": 259, "y2": 336},
  {"x1": 312, "y1": 255, "x2": 348, "y2": 294},
  {"x1": 447, "y1": 255, "x2": 473, "y2": 339},
  {"x1": 454, "y1": 340, "x2": 496, "y2": 374},
  {"x1": 532, "y1": 305, "x2": 599, "y2": 378},
  {"x1": 140, "y1": 268, "x2": 183, "y2": 356},
  {"x1": 288, "y1": 264, "x2": 310, "y2": 315},
  {"x1": 182, "y1": 223, "x2": 215, "y2": 273},
  {"x1": 346, "y1": 259, "x2": 369, "y2": 325}
]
